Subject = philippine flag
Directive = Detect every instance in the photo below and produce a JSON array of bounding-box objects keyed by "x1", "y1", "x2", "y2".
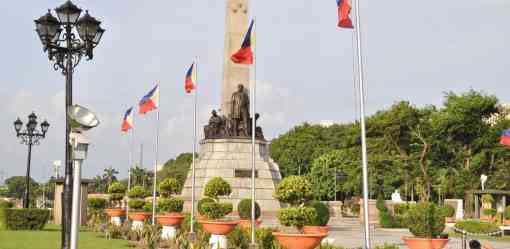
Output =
[
  {"x1": 501, "y1": 128, "x2": 510, "y2": 146},
  {"x1": 185, "y1": 63, "x2": 196, "y2": 93},
  {"x1": 337, "y1": 0, "x2": 354, "y2": 29},
  {"x1": 121, "y1": 107, "x2": 134, "y2": 132},
  {"x1": 139, "y1": 84, "x2": 160, "y2": 114},
  {"x1": 231, "y1": 20, "x2": 254, "y2": 64}
]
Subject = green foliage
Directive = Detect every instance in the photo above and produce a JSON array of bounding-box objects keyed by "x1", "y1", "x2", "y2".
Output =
[
  {"x1": 107, "y1": 181, "x2": 126, "y2": 194},
  {"x1": 5, "y1": 176, "x2": 39, "y2": 206},
  {"x1": 158, "y1": 177, "x2": 180, "y2": 197},
  {"x1": 0, "y1": 208, "x2": 50, "y2": 230},
  {"x1": 376, "y1": 196, "x2": 387, "y2": 212},
  {"x1": 142, "y1": 224, "x2": 161, "y2": 249},
  {"x1": 441, "y1": 205, "x2": 456, "y2": 218},
  {"x1": 454, "y1": 220, "x2": 500, "y2": 234},
  {"x1": 88, "y1": 198, "x2": 107, "y2": 210},
  {"x1": 128, "y1": 185, "x2": 149, "y2": 199},
  {"x1": 306, "y1": 201, "x2": 330, "y2": 226},
  {"x1": 277, "y1": 207, "x2": 317, "y2": 230},
  {"x1": 393, "y1": 203, "x2": 413, "y2": 215},
  {"x1": 373, "y1": 243, "x2": 400, "y2": 249},
  {"x1": 0, "y1": 200, "x2": 14, "y2": 209},
  {"x1": 197, "y1": 197, "x2": 215, "y2": 216},
  {"x1": 405, "y1": 202, "x2": 446, "y2": 238},
  {"x1": 318, "y1": 244, "x2": 346, "y2": 249},
  {"x1": 201, "y1": 202, "x2": 233, "y2": 220},
  {"x1": 204, "y1": 177, "x2": 231, "y2": 200},
  {"x1": 237, "y1": 198, "x2": 261, "y2": 220},
  {"x1": 273, "y1": 176, "x2": 313, "y2": 206},
  {"x1": 157, "y1": 153, "x2": 194, "y2": 194},
  {"x1": 505, "y1": 206, "x2": 510, "y2": 219},
  {"x1": 351, "y1": 203, "x2": 360, "y2": 215},
  {"x1": 481, "y1": 194, "x2": 494, "y2": 204},
  {"x1": 128, "y1": 199, "x2": 146, "y2": 211},
  {"x1": 157, "y1": 197, "x2": 184, "y2": 213},
  {"x1": 227, "y1": 226, "x2": 277, "y2": 249},
  {"x1": 379, "y1": 210, "x2": 394, "y2": 228},
  {"x1": 143, "y1": 201, "x2": 155, "y2": 213},
  {"x1": 482, "y1": 208, "x2": 497, "y2": 217}
]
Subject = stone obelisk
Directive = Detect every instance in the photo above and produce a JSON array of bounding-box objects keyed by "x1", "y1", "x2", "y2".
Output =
[{"x1": 221, "y1": 0, "x2": 250, "y2": 116}]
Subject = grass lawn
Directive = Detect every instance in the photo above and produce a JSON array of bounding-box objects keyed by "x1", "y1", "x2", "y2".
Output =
[{"x1": 0, "y1": 224, "x2": 132, "y2": 249}]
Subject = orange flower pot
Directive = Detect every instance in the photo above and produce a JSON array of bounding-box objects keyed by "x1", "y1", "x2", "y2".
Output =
[
  {"x1": 445, "y1": 217, "x2": 456, "y2": 223},
  {"x1": 402, "y1": 236, "x2": 449, "y2": 249},
  {"x1": 303, "y1": 225, "x2": 330, "y2": 234},
  {"x1": 105, "y1": 208, "x2": 125, "y2": 217},
  {"x1": 129, "y1": 212, "x2": 152, "y2": 221},
  {"x1": 199, "y1": 220, "x2": 238, "y2": 235},
  {"x1": 273, "y1": 232, "x2": 327, "y2": 249},
  {"x1": 157, "y1": 213, "x2": 185, "y2": 226},
  {"x1": 238, "y1": 219, "x2": 263, "y2": 229},
  {"x1": 504, "y1": 220, "x2": 510, "y2": 226}
]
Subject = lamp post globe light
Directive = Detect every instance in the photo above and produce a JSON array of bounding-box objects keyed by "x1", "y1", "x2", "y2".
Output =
[
  {"x1": 13, "y1": 112, "x2": 50, "y2": 208},
  {"x1": 34, "y1": 1, "x2": 105, "y2": 249}
]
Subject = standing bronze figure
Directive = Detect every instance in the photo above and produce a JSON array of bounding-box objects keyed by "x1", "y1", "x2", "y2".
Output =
[{"x1": 230, "y1": 84, "x2": 250, "y2": 136}]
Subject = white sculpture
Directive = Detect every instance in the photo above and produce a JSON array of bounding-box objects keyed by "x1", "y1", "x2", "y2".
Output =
[
  {"x1": 481, "y1": 174, "x2": 488, "y2": 191},
  {"x1": 391, "y1": 190, "x2": 404, "y2": 203}
]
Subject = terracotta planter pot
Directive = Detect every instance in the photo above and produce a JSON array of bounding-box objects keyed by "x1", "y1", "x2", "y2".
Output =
[
  {"x1": 303, "y1": 225, "x2": 330, "y2": 234},
  {"x1": 504, "y1": 220, "x2": 510, "y2": 226},
  {"x1": 157, "y1": 213, "x2": 185, "y2": 226},
  {"x1": 445, "y1": 217, "x2": 456, "y2": 223},
  {"x1": 402, "y1": 236, "x2": 449, "y2": 249},
  {"x1": 129, "y1": 212, "x2": 152, "y2": 221},
  {"x1": 273, "y1": 232, "x2": 327, "y2": 249},
  {"x1": 199, "y1": 220, "x2": 238, "y2": 235},
  {"x1": 238, "y1": 219, "x2": 263, "y2": 229},
  {"x1": 105, "y1": 208, "x2": 125, "y2": 217}
]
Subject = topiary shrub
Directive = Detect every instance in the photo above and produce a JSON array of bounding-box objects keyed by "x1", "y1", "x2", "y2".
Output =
[
  {"x1": 158, "y1": 197, "x2": 184, "y2": 213},
  {"x1": 454, "y1": 220, "x2": 500, "y2": 234},
  {"x1": 505, "y1": 206, "x2": 510, "y2": 219},
  {"x1": 0, "y1": 208, "x2": 50, "y2": 230},
  {"x1": 481, "y1": 194, "x2": 494, "y2": 205},
  {"x1": 88, "y1": 198, "x2": 107, "y2": 210},
  {"x1": 441, "y1": 205, "x2": 455, "y2": 218},
  {"x1": 159, "y1": 177, "x2": 180, "y2": 198},
  {"x1": 405, "y1": 202, "x2": 445, "y2": 238},
  {"x1": 379, "y1": 210, "x2": 395, "y2": 228},
  {"x1": 201, "y1": 202, "x2": 233, "y2": 220},
  {"x1": 107, "y1": 182, "x2": 126, "y2": 208},
  {"x1": 128, "y1": 186, "x2": 149, "y2": 212},
  {"x1": 128, "y1": 199, "x2": 146, "y2": 211},
  {"x1": 198, "y1": 197, "x2": 215, "y2": 216},
  {"x1": 482, "y1": 208, "x2": 497, "y2": 217},
  {"x1": 273, "y1": 176, "x2": 313, "y2": 207},
  {"x1": 128, "y1": 186, "x2": 149, "y2": 199},
  {"x1": 277, "y1": 207, "x2": 317, "y2": 230},
  {"x1": 143, "y1": 201, "x2": 155, "y2": 213},
  {"x1": 204, "y1": 177, "x2": 232, "y2": 200},
  {"x1": 237, "y1": 198, "x2": 261, "y2": 220},
  {"x1": 306, "y1": 201, "x2": 330, "y2": 226},
  {"x1": 393, "y1": 203, "x2": 412, "y2": 215}
]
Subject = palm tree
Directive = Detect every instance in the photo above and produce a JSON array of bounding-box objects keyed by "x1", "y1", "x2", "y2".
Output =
[
  {"x1": 130, "y1": 166, "x2": 145, "y2": 186},
  {"x1": 102, "y1": 166, "x2": 119, "y2": 189}
]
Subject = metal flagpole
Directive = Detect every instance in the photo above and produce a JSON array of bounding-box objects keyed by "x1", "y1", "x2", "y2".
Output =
[
  {"x1": 190, "y1": 58, "x2": 198, "y2": 239},
  {"x1": 250, "y1": 18, "x2": 257, "y2": 248},
  {"x1": 352, "y1": 0, "x2": 371, "y2": 248},
  {"x1": 127, "y1": 128, "x2": 133, "y2": 220},
  {"x1": 152, "y1": 89, "x2": 161, "y2": 225}
]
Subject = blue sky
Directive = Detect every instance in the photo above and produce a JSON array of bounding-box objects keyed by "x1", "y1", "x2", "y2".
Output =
[{"x1": 1, "y1": 0, "x2": 509, "y2": 182}]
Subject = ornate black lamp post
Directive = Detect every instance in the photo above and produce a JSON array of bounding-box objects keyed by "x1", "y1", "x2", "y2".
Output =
[
  {"x1": 13, "y1": 113, "x2": 50, "y2": 208},
  {"x1": 34, "y1": 2, "x2": 104, "y2": 248}
]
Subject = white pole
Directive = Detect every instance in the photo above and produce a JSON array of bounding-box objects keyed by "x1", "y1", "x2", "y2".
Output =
[
  {"x1": 353, "y1": 0, "x2": 371, "y2": 248},
  {"x1": 70, "y1": 160, "x2": 82, "y2": 249},
  {"x1": 152, "y1": 108, "x2": 160, "y2": 225},
  {"x1": 190, "y1": 58, "x2": 198, "y2": 237},
  {"x1": 127, "y1": 128, "x2": 133, "y2": 219},
  {"x1": 250, "y1": 18, "x2": 257, "y2": 247}
]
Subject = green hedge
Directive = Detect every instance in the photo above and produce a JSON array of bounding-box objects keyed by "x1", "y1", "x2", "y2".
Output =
[
  {"x1": 0, "y1": 208, "x2": 50, "y2": 230},
  {"x1": 454, "y1": 220, "x2": 500, "y2": 234}
]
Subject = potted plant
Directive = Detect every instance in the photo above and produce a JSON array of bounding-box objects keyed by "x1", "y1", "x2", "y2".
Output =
[
  {"x1": 237, "y1": 198, "x2": 262, "y2": 229},
  {"x1": 402, "y1": 202, "x2": 449, "y2": 249},
  {"x1": 128, "y1": 185, "x2": 151, "y2": 230},
  {"x1": 105, "y1": 182, "x2": 126, "y2": 225},
  {"x1": 197, "y1": 197, "x2": 215, "y2": 220},
  {"x1": 441, "y1": 205, "x2": 456, "y2": 223},
  {"x1": 156, "y1": 177, "x2": 185, "y2": 240},
  {"x1": 303, "y1": 201, "x2": 330, "y2": 234},
  {"x1": 272, "y1": 176, "x2": 326, "y2": 249},
  {"x1": 481, "y1": 194, "x2": 494, "y2": 221},
  {"x1": 482, "y1": 208, "x2": 497, "y2": 222}
]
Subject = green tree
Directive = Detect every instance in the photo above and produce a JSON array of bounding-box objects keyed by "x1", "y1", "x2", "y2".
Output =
[
  {"x1": 156, "y1": 153, "x2": 194, "y2": 193},
  {"x1": 5, "y1": 176, "x2": 39, "y2": 206}
]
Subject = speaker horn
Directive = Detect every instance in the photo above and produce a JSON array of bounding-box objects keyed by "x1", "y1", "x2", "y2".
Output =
[{"x1": 68, "y1": 105, "x2": 100, "y2": 132}]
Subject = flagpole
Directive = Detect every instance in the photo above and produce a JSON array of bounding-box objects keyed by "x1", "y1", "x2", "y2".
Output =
[
  {"x1": 250, "y1": 18, "x2": 257, "y2": 248},
  {"x1": 127, "y1": 127, "x2": 133, "y2": 220},
  {"x1": 190, "y1": 58, "x2": 198, "y2": 239},
  {"x1": 352, "y1": 0, "x2": 371, "y2": 248},
  {"x1": 152, "y1": 99, "x2": 160, "y2": 225}
]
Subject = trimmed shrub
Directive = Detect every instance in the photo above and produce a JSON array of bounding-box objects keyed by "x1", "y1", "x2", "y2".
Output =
[
  {"x1": 405, "y1": 202, "x2": 445, "y2": 238},
  {"x1": 379, "y1": 210, "x2": 394, "y2": 228},
  {"x1": 454, "y1": 220, "x2": 500, "y2": 234},
  {"x1": 482, "y1": 208, "x2": 497, "y2": 217},
  {"x1": 201, "y1": 202, "x2": 233, "y2": 220},
  {"x1": 237, "y1": 198, "x2": 261, "y2": 220},
  {"x1": 128, "y1": 199, "x2": 146, "y2": 211},
  {"x1": 307, "y1": 201, "x2": 330, "y2": 226},
  {"x1": 204, "y1": 177, "x2": 231, "y2": 200},
  {"x1": 88, "y1": 198, "x2": 107, "y2": 210},
  {"x1": 481, "y1": 194, "x2": 494, "y2": 204},
  {"x1": 393, "y1": 203, "x2": 412, "y2": 215},
  {"x1": 128, "y1": 186, "x2": 149, "y2": 199},
  {"x1": 158, "y1": 197, "x2": 184, "y2": 213},
  {"x1": 441, "y1": 205, "x2": 455, "y2": 218},
  {"x1": 197, "y1": 197, "x2": 215, "y2": 215},
  {"x1": 277, "y1": 207, "x2": 317, "y2": 230},
  {"x1": 376, "y1": 195, "x2": 387, "y2": 212},
  {"x1": 159, "y1": 178, "x2": 180, "y2": 198},
  {"x1": 107, "y1": 182, "x2": 126, "y2": 207},
  {"x1": 273, "y1": 176, "x2": 313, "y2": 207},
  {"x1": 0, "y1": 208, "x2": 50, "y2": 230},
  {"x1": 143, "y1": 202, "x2": 155, "y2": 213},
  {"x1": 505, "y1": 206, "x2": 510, "y2": 219}
]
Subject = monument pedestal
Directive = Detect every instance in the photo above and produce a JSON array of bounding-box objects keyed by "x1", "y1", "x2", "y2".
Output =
[{"x1": 181, "y1": 138, "x2": 282, "y2": 216}]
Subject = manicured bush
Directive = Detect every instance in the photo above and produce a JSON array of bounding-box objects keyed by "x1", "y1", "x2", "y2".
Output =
[
  {"x1": 481, "y1": 194, "x2": 494, "y2": 204},
  {"x1": 237, "y1": 198, "x2": 261, "y2": 220},
  {"x1": 0, "y1": 208, "x2": 50, "y2": 230},
  {"x1": 376, "y1": 196, "x2": 388, "y2": 212},
  {"x1": 143, "y1": 201, "x2": 155, "y2": 213},
  {"x1": 227, "y1": 226, "x2": 277, "y2": 249},
  {"x1": 128, "y1": 199, "x2": 146, "y2": 211},
  {"x1": 158, "y1": 197, "x2": 184, "y2": 213},
  {"x1": 482, "y1": 208, "x2": 497, "y2": 217},
  {"x1": 379, "y1": 210, "x2": 394, "y2": 228},
  {"x1": 405, "y1": 202, "x2": 445, "y2": 238},
  {"x1": 454, "y1": 220, "x2": 500, "y2": 234},
  {"x1": 393, "y1": 203, "x2": 413, "y2": 215},
  {"x1": 107, "y1": 182, "x2": 126, "y2": 207},
  {"x1": 505, "y1": 206, "x2": 510, "y2": 219},
  {"x1": 159, "y1": 177, "x2": 180, "y2": 198},
  {"x1": 88, "y1": 198, "x2": 107, "y2": 210},
  {"x1": 201, "y1": 202, "x2": 233, "y2": 220},
  {"x1": 273, "y1": 176, "x2": 313, "y2": 206},
  {"x1": 197, "y1": 197, "x2": 215, "y2": 215},
  {"x1": 277, "y1": 207, "x2": 317, "y2": 230},
  {"x1": 204, "y1": 177, "x2": 231, "y2": 200},
  {"x1": 306, "y1": 201, "x2": 330, "y2": 226},
  {"x1": 128, "y1": 186, "x2": 149, "y2": 199},
  {"x1": 0, "y1": 200, "x2": 14, "y2": 209},
  {"x1": 441, "y1": 205, "x2": 455, "y2": 218}
]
